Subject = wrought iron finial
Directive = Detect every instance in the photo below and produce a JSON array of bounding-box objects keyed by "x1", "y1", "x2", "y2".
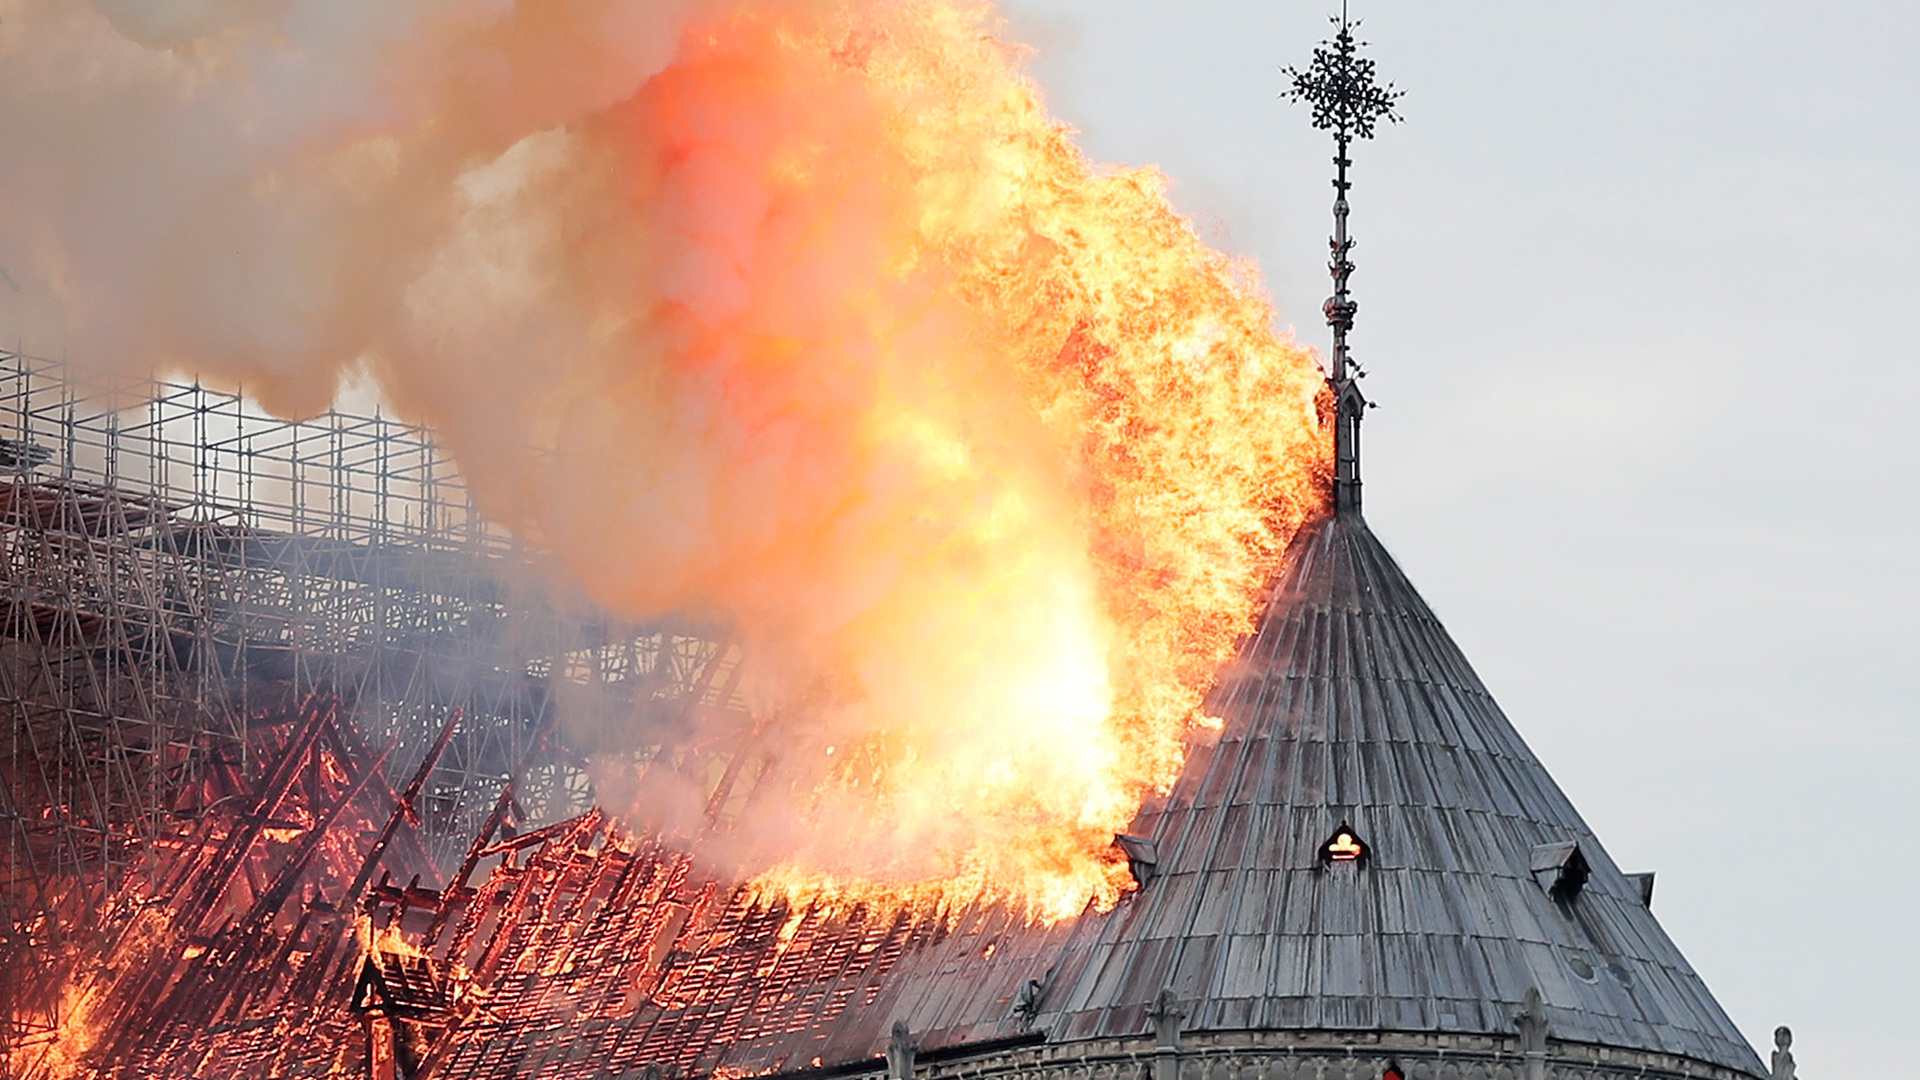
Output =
[
  {"x1": 1283, "y1": 3, "x2": 1402, "y2": 517},
  {"x1": 1284, "y1": 4, "x2": 1404, "y2": 146}
]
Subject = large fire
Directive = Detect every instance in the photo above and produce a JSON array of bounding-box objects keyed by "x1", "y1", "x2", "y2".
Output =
[
  {"x1": 522, "y1": 1, "x2": 1332, "y2": 917},
  {"x1": 0, "y1": 0, "x2": 1328, "y2": 924}
]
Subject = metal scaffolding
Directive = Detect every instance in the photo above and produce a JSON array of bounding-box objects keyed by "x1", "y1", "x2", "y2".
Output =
[{"x1": 0, "y1": 349, "x2": 750, "y2": 1073}]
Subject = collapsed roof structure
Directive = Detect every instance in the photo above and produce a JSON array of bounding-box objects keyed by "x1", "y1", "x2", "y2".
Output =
[
  {"x1": 0, "y1": 12, "x2": 1777, "y2": 1080},
  {"x1": 0, "y1": 349, "x2": 753, "y2": 1078}
]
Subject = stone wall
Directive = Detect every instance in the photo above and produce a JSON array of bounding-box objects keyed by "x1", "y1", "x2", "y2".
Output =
[{"x1": 874, "y1": 1031, "x2": 1760, "y2": 1080}]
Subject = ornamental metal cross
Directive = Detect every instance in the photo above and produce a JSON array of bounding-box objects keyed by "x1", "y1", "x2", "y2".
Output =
[{"x1": 1283, "y1": 3, "x2": 1402, "y2": 516}]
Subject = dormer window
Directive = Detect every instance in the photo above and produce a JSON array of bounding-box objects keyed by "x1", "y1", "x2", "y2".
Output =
[
  {"x1": 1530, "y1": 840, "x2": 1591, "y2": 901},
  {"x1": 1320, "y1": 823, "x2": 1367, "y2": 864},
  {"x1": 1114, "y1": 834, "x2": 1160, "y2": 886}
]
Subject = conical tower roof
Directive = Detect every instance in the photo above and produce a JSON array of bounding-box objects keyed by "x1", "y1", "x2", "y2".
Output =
[{"x1": 1013, "y1": 511, "x2": 1765, "y2": 1073}]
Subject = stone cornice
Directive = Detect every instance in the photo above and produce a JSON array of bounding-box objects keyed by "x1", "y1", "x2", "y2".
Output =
[{"x1": 793, "y1": 1030, "x2": 1762, "y2": 1080}]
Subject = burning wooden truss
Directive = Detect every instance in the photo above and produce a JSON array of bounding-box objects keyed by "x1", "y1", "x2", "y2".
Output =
[
  {"x1": 28, "y1": 691, "x2": 431, "y2": 1078},
  {"x1": 28, "y1": 784, "x2": 970, "y2": 1079},
  {"x1": 0, "y1": 351, "x2": 755, "y2": 1078},
  {"x1": 351, "y1": 812, "x2": 939, "y2": 1080}
]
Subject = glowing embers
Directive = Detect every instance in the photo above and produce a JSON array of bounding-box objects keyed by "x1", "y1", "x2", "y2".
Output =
[{"x1": 1319, "y1": 822, "x2": 1368, "y2": 865}]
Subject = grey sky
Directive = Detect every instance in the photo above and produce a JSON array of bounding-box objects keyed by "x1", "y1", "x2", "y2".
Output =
[{"x1": 999, "y1": 0, "x2": 1919, "y2": 1071}]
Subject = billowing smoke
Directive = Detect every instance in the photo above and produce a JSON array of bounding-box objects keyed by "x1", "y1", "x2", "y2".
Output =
[{"x1": 0, "y1": 0, "x2": 1328, "y2": 915}]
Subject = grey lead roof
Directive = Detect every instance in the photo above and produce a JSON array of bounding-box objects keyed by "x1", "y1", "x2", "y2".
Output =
[{"x1": 1010, "y1": 512, "x2": 1766, "y2": 1073}]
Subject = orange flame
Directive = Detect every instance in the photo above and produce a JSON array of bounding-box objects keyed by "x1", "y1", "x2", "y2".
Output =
[
  {"x1": 473, "y1": 0, "x2": 1330, "y2": 920},
  {"x1": 360, "y1": 917, "x2": 428, "y2": 961},
  {"x1": 42, "y1": 980, "x2": 101, "y2": 1078}
]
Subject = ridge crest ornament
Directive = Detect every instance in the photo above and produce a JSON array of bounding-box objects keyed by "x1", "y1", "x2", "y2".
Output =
[
  {"x1": 1284, "y1": 2, "x2": 1403, "y2": 517},
  {"x1": 1283, "y1": 5, "x2": 1405, "y2": 142}
]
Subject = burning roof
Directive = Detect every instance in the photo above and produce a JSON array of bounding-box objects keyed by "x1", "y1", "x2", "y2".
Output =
[{"x1": 16, "y1": 509, "x2": 1765, "y2": 1080}]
